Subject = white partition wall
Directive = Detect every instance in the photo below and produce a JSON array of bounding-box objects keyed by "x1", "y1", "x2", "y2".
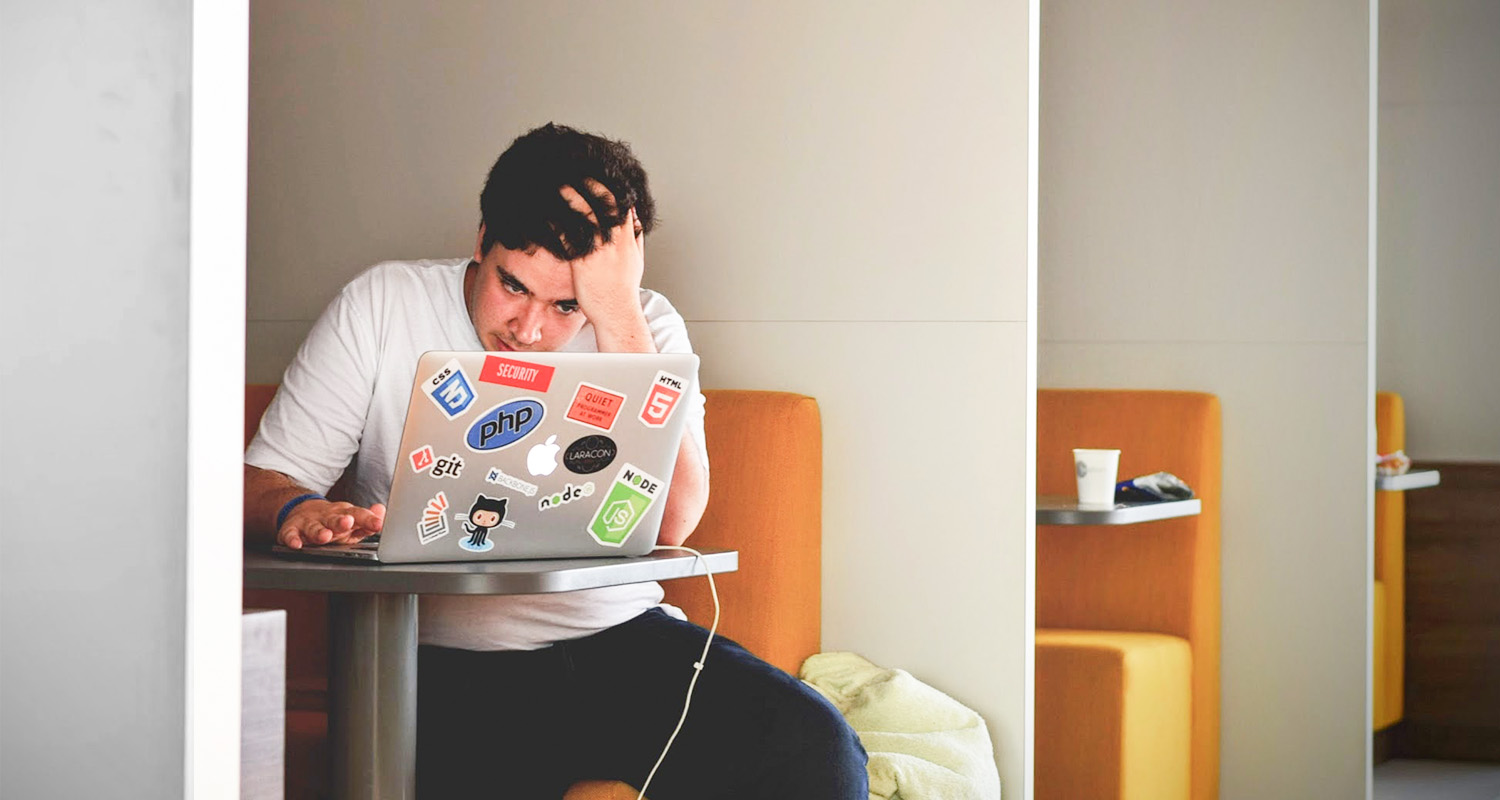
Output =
[
  {"x1": 246, "y1": 1, "x2": 1037, "y2": 794},
  {"x1": 1040, "y1": 1, "x2": 1374, "y2": 797}
]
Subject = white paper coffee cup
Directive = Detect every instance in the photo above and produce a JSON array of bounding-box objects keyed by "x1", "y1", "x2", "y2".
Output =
[{"x1": 1074, "y1": 448, "x2": 1121, "y2": 509}]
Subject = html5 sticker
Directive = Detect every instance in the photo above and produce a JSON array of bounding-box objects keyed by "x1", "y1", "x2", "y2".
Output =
[
  {"x1": 638, "y1": 371, "x2": 686, "y2": 428},
  {"x1": 478, "y1": 355, "x2": 555, "y2": 392},
  {"x1": 566, "y1": 382, "x2": 626, "y2": 432}
]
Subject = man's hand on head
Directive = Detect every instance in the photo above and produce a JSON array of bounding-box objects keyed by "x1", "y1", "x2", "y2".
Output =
[
  {"x1": 561, "y1": 185, "x2": 655, "y2": 353},
  {"x1": 278, "y1": 499, "x2": 386, "y2": 549}
]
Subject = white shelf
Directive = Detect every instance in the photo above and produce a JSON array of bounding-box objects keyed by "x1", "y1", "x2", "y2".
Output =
[
  {"x1": 1376, "y1": 470, "x2": 1441, "y2": 492},
  {"x1": 1037, "y1": 496, "x2": 1202, "y2": 526}
]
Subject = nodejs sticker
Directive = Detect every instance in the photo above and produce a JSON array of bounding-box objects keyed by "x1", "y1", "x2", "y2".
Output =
[
  {"x1": 478, "y1": 355, "x2": 555, "y2": 392},
  {"x1": 638, "y1": 371, "x2": 686, "y2": 428},
  {"x1": 484, "y1": 466, "x2": 538, "y2": 497},
  {"x1": 409, "y1": 445, "x2": 436, "y2": 474},
  {"x1": 424, "y1": 358, "x2": 476, "y2": 420},
  {"x1": 538, "y1": 482, "x2": 595, "y2": 511},
  {"x1": 586, "y1": 463, "x2": 663, "y2": 548},
  {"x1": 465, "y1": 398, "x2": 545, "y2": 452},
  {"x1": 457, "y1": 493, "x2": 513, "y2": 553},
  {"x1": 563, "y1": 435, "x2": 617, "y2": 475},
  {"x1": 565, "y1": 382, "x2": 626, "y2": 432},
  {"x1": 417, "y1": 491, "x2": 450, "y2": 545}
]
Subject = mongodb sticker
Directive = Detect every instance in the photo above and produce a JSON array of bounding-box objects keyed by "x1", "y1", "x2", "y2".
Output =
[{"x1": 586, "y1": 463, "x2": 663, "y2": 547}]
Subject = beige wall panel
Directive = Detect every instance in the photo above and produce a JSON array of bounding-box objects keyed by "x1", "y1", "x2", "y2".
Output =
[
  {"x1": 1041, "y1": 341, "x2": 1369, "y2": 798},
  {"x1": 694, "y1": 319, "x2": 1030, "y2": 795},
  {"x1": 248, "y1": 0, "x2": 1029, "y2": 327},
  {"x1": 1040, "y1": 0, "x2": 1369, "y2": 345},
  {"x1": 1381, "y1": 0, "x2": 1500, "y2": 107},
  {"x1": 247, "y1": 320, "x2": 314, "y2": 385}
]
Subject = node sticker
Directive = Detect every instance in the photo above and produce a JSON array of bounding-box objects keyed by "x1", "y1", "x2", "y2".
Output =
[
  {"x1": 465, "y1": 398, "x2": 545, "y2": 452},
  {"x1": 538, "y1": 482, "x2": 595, "y2": 511},
  {"x1": 638, "y1": 371, "x2": 686, "y2": 428},
  {"x1": 424, "y1": 358, "x2": 476, "y2": 420},
  {"x1": 409, "y1": 445, "x2": 436, "y2": 474},
  {"x1": 430, "y1": 453, "x2": 465, "y2": 479},
  {"x1": 563, "y1": 435, "x2": 617, "y2": 475},
  {"x1": 566, "y1": 382, "x2": 626, "y2": 432},
  {"x1": 456, "y1": 493, "x2": 513, "y2": 553},
  {"x1": 478, "y1": 355, "x2": 555, "y2": 392},
  {"x1": 417, "y1": 491, "x2": 450, "y2": 545},
  {"x1": 484, "y1": 466, "x2": 538, "y2": 497},
  {"x1": 586, "y1": 463, "x2": 664, "y2": 547}
]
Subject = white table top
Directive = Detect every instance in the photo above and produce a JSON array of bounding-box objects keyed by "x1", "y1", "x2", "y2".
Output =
[{"x1": 1037, "y1": 496, "x2": 1202, "y2": 526}]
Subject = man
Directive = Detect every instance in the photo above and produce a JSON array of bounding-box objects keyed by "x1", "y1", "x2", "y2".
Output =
[{"x1": 243, "y1": 124, "x2": 867, "y2": 798}]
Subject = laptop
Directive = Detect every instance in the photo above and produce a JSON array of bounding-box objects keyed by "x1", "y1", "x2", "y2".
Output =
[{"x1": 274, "y1": 350, "x2": 700, "y2": 563}]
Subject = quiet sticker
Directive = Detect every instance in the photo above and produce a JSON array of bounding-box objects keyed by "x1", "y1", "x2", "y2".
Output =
[
  {"x1": 638, "y1": 371, "x2": 686, "y2": 428},
  {"x1": 566, "y1": 382, "x2": 626, "y2": 432},
  {"x1": 417, "y1": 491, "x2": 450, "y2": 545},
  {"x1": 409, "y1": 445, "x2": 436, "y2": 474},
  {"x1": 423, "y1": 359, "x2": 476, "y2": 420},
  {"x1": 586, "y1": 463, "x2": 663, "y2": 547},
  {"x1": 478, "y1": 355, "x2": 555, "y2": 392}
]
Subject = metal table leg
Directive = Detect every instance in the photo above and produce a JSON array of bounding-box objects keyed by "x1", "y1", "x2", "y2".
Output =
[{"x1": 328, "y1": 593, "x2": 418, "y2": 800}]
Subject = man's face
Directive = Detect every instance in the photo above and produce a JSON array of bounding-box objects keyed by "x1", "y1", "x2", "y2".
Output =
[{"x1": 464, "y1": 228, "x2": 588, "y2": 353}]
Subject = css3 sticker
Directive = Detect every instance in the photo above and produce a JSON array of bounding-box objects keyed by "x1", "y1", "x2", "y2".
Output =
[
  {"x1": 586, "y1": 463, "x2": 663, "y2": 547},
  {"x1": 465, "y1": 399, "x2": 545, "y2": 452},
  {"x1": 639, "y1": 371, "x2": 685, "y2": 428},
  {"x1": 424, "y1": 359, "x2": 476, "y2": 420}
]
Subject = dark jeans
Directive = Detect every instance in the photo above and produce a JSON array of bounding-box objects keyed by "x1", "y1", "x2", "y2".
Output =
[{"x1": 416, "y1": 608, "x2": 868, "y2": 799}]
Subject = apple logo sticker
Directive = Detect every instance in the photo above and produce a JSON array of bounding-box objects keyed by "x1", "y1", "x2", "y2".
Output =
[{"x1": 527, "y1": 434, "x2": 561, "y2": 477}]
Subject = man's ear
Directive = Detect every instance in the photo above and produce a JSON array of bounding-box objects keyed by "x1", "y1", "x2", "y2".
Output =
[{"x1": 473, "y1": 224, "x2": 487, "y2": 263}]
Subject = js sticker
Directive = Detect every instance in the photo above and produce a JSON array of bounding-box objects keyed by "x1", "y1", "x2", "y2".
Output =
[
  {"x1": 638, "y1": 371, "x2": 685, "y2": 428},
  {"x1": 586, "y1": 463, "x2": 663, "y2": 547},
  {"x1": 424, "y1": 359, "x2": 476, "y2": 420},
  {"x1": 465, "y1": 399, "x2": 545, "y2": 452}
]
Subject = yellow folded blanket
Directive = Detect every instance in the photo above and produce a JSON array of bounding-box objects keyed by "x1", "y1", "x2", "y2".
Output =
[{"x1": 800, "y1": 652, "x2": 1002, "y2": 800}]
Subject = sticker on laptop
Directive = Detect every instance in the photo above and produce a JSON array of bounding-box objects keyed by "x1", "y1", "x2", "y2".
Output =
[
  {"x1": 565, "y1": 382, "x2": 626, "y2": 432},
  {"x1": 484, "y1": 466, "x2": 539, "y2": 497},
  {"x1": 526, "y1": 434, "x2": 562, "y2": 477},
  {"x1": 409, "y1": 445, "x2": 436, "y2": 474},
  {"x1": 417, "y1": 491, "x2": 450, "y2": 545},
  {"x1": 465, "y1": 398, "x2": 545, "y2": 452},
  {"x1": 586, "y1": 463, "x2": 664, "y2": 548},
  {"x1": 478, "y1": 355, "x2": 555, "y2": 392},
  {"x1": 457, "y1": 493, "x2": 514, "y2": 553},
  {"x1": 564, "y1": 435, "x2": 617, "y2": 475},
  {"x1": 538, "y1": 482, "x2": 595, "y2": 511},
  {"x1": 638, "y1": 371, "x2": 686, "y2": 428},
  {"x1": 424, "y1": 358, "x2": 476, "y2": 420},
  {"x1": 430, "y1": 454, "x2": 465, "y2": 479}
]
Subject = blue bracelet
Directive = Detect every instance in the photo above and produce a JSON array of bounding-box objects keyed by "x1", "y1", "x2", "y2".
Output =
[{"x1": 275, "y1": 493, "x2": 325, "y2": 532}]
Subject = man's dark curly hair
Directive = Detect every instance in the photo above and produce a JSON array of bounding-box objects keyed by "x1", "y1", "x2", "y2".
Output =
[{"x1": 478, "y1": 123, "x2": 657, "y2": 262}]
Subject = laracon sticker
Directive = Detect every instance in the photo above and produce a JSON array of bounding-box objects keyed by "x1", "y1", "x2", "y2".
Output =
[
  {"x1": 563, "y1": 435, "x2": 617, "y2": 475},
  {"x1": 409, "y1": 445, "x2": 436, "y2": 474},
  {"x1": 456, "y1": 493, "x2": 514, "y2": 553},
  {"x1": 424, "y1": 359, "x2": 476, "y2": 420},
  {"x1": 638, "y1": 371, "x2": 686, "y2": 428},
  {"x1": 478, "y1": 355, "x2": 555, "y2": 392},
  {"x1": 465, "y1": 398, "x2": 545, "y2": 452},
  {"x1": 586, "y1": 463, "x2": 663, "y2": 547},
  {"x1": 566, "y1": 382, "x2": 626, "y2": 432},
  {"x1": 430, "y1": 454, "x2": 465, "y2": 479},
  {"x1": 417, "y1": 492, "x2": 450, "y2": 545},
  {"x1": 538, "y1": 482, "x2": 595, "y2": 511},
  {"x1": 484, "y1": 466, "x2": 538, "y2": 497}
]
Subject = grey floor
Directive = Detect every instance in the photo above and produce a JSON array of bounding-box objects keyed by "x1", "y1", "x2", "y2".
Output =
[{"x1": 1375, "y1": 760, "x2": 1500, "y2": 800}]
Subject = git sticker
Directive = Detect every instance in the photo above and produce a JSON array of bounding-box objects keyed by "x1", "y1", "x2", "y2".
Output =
[
  {"x1": 586, "y1": 463, "x2": 663, "y2": 547},
  {"x1": 417, "y1": 491, "x2": 450, "y2": 545},
  {"x1": 566, "y1": 382, "x2": 626, "y2": 432},
  {"x1": 478, "y1": 355, "x2": 555, "y2": 392},
  {"x1": 409, "y1": 445, "x2": 436, "y2": 474},
  {"x1": 638, "y1": 371, "x2": 686, "y2": 428},
  {"x1": 424, "y1": 358, "x2": 476, "y2": 420}
]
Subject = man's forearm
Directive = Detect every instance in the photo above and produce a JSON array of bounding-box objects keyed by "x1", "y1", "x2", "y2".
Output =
[
  {"x1": 657, "y1": 431, "x2": 709, "y2": 547},
  {"x1": 244, "y1": 464, "x2": 318, "y2": 548}
]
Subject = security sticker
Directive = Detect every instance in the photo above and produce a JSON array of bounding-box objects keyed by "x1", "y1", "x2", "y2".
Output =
[
  {"x1": 430, "y1": 454, "x2": 465, "y2": 479},
  {"x1": 538, "y1": 482, "x2": 595, "y2": 511},
  {"x1": 409, "y1": 445, "x2": 436, "y2": 474},
  {"x1": 638, "y1": 371, "x2": 686, "y2": 428},
  {"x1": 424, "y1": 358, "x2": 476, "y2": 420},
  {"x1": 586, "y1": 463, "x2": 663, "y2": 547},
  {"x1": 565, "y1": 382, "x2": 626, "y2": 432},
  {"x1": 456, "y1": 493, "x2": 514, "y2": 553},
  {"x1": 478, "y1": 355, "x2": 555, "y2": 392},
  {"x1": 563, "y1": 435, "x2": 617, "y2": 475},
  {"x1": 484, "y1": 466, "x2": 538, "y2": 497},
  {"x1": 417, "y1": 492, "x2": 450, "y2": 545},
  {"x1": 465, "y1": 398, "x2": 545, "y2": 452}
]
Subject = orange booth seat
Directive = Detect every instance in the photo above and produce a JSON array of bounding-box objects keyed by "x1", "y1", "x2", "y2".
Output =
[
  {"x1": 244, "y1": 385, "x2": 825, "y2": 800},
  {"x1": 1373, "y1": 392, "x2": 1405, "y2": 732},
  {"x1": 1036, "y1": 389, "x2": 1221, "y2": 800}
]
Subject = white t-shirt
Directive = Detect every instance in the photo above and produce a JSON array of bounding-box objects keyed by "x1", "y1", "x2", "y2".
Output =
[{"x1": 246, "y1": 258, "x2": 707, "y2": 650}]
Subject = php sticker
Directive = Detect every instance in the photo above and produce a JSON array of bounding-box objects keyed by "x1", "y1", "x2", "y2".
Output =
[
  {"x1": 563, "y1": 435, "x2": 617, "y2": 475},
  {"x1": 538, "y1": 482, "x2": 595, "y2": 511},
  {"x1": 586, "y1": 463, "x2": 663, "y2": 547},
  {"x1": 409, "y1": 445, "x2": 436, "y2": 474},
  {"x1": 484, "y1": 467, "x2": 538, "y2": 497},
  {"x1": 417, "y1": 491, "x2": 450, "y2": 545},
  {"x1": 424, "y1": 358, "x2": 476, "y2": 420},
  {"x1": 478, "y1": 355, "x2": 555, "y2": 392},
  {"x1": 465, "y1": 398, "x2": 545, "y2": 452},
  {"x1": 566, "y1": 382, "x2": 626, "y2": 432},
  {"x1": 638, "y1": 371, "x2": 686, "y2": 428}
]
